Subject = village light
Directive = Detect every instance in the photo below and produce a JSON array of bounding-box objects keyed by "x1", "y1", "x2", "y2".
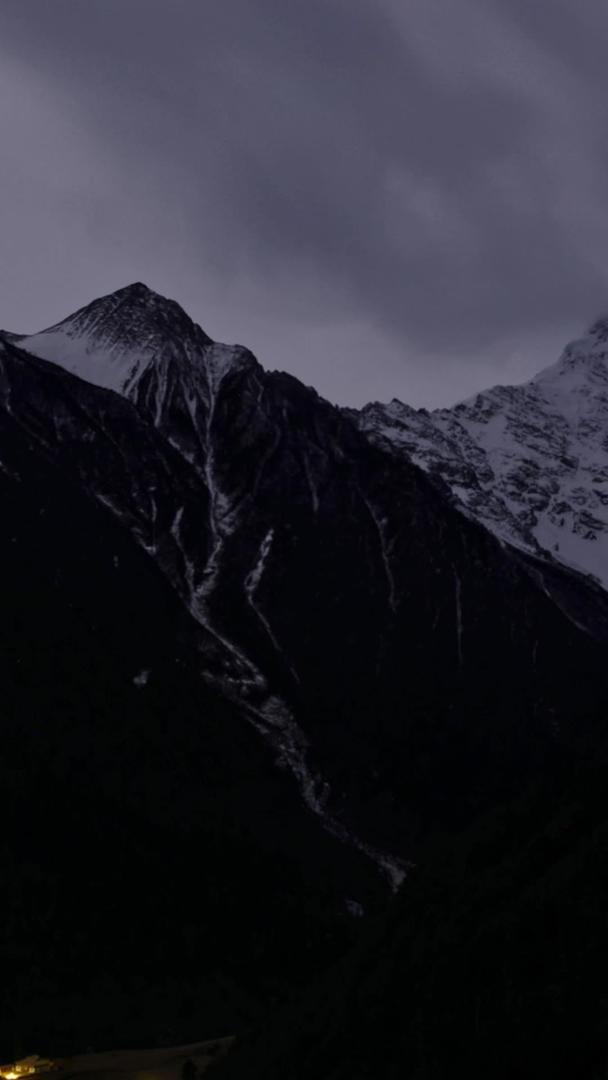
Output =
[{"x1": 0, "y1": 1058, "x2": 53, "y2": 1078}]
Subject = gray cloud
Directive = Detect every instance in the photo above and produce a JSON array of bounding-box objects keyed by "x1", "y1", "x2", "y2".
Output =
[{"x1": 1, "y1": 0, "x2": 608, "y2": 406}]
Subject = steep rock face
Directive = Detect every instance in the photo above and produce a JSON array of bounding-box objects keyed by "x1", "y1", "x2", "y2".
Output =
[{"x1": 355, "y1": 317, "x2": 608, "y2": 590}]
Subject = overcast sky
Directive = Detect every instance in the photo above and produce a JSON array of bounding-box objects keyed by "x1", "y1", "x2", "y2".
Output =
[{"x1": 1, "y1": 0, "x2": 608, "y2": 407}]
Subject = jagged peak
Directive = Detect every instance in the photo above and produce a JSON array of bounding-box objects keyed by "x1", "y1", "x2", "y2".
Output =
[
  {"x1": 11, "y1": 283, "x2": 222, "y2": 394},
  {"x1": 42, "y1": 281, "x2": 211, "y2": 342},
  {"x1": 532, "y1": 320, "x2": 608, "y2": 393},
  {"x1": 115, "y1": 280, "x2": 154, "y2": 297},
  {"x1": 585, "y1": 313, "x2": 608, "y2": 342}
]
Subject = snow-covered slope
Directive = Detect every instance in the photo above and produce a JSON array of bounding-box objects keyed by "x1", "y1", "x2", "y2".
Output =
[
  {"x1": 18, "y1": 284, "x2": 608, "y2": 592},
  {"x1": 14, "y1": 281, "x2": 245, "y2": 396},
  {"x1": 356, "y1": 317, "x2": 608, "y2": 590}
]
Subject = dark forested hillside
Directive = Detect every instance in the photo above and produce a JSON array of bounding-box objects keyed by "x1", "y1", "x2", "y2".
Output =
[
  {"x1": 0, "y1": 427, "x2": 378, "y2": 1056},
  {"x1": 213, "y1": 756, "x2": 608, "y2": 1080}
]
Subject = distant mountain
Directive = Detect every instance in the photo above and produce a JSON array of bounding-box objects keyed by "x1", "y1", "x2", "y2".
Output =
[
  {"x1": 3, "y1": 286, "x2": 608, "y2": 1054},
  {"x1": 354, "y1": 316, "x2": 608, "y2": 589}
]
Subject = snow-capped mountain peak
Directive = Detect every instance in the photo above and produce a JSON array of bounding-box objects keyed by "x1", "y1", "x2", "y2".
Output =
[
  {"x1": 355, "y1": 318, "x2": 608, "y2": 591},
  {"x1": 533, "y1": 321, "x2": 608, "y2": 401},
  {"x1": 8, "y1": 283, "x2": 252, "y2": 397}
]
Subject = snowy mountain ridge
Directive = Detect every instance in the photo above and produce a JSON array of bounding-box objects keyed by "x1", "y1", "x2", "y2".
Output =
[
  {"x1": 355, "y1": 317, "x2": 608, "y2": 591},
  {"x1": 14, "y1": 282, "x2": 608, "y2": 593}
]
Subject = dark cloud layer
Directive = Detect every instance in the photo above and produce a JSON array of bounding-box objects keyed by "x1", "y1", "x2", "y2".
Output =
[{"x1": 1, "y1": 0, "x2": 608, "y2": 405}]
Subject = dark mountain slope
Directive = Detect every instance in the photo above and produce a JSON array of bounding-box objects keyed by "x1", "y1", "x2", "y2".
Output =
[
  {"x1": 0, "y1": 364, "x2": 381, "y2": 1056},
  {"x1": 213, "y1": 755, "x2": 608, "y2": 1080},
  {"x1": 129, "y1": 332, "x2": 608, "y2": 855}
]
